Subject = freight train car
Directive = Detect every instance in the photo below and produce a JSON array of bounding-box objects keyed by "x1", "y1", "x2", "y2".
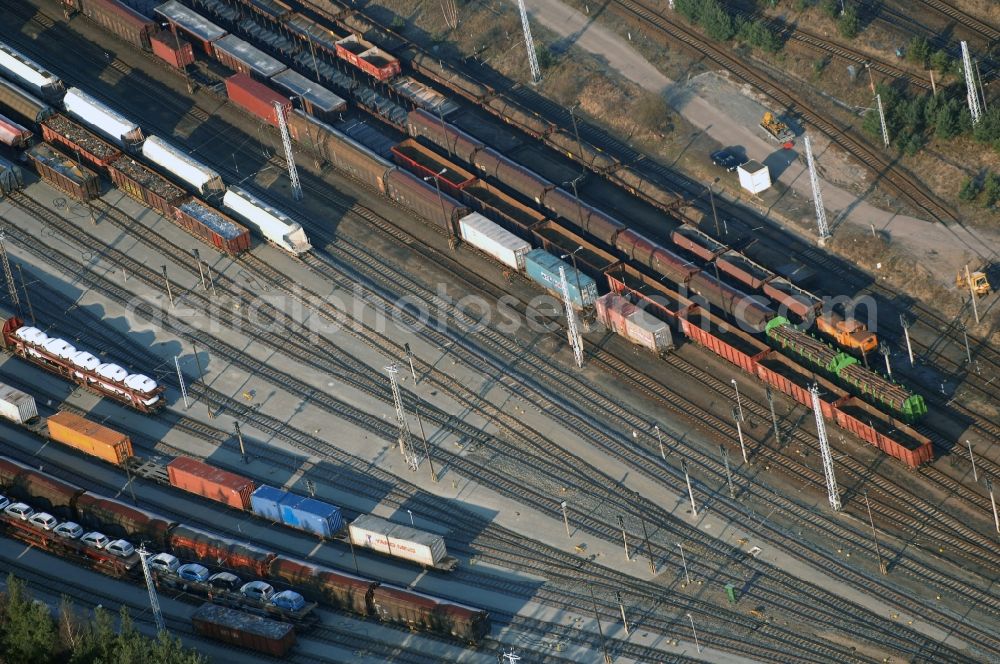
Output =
[
  {"x1": 0, "y1": 113, "x2": 32, "y2": 148},
  {"x1": 0, "y1": 155, "x2": 24, "y2": 196},
  {"x1": 223, "y1": 186, "x2": 311, "y2": 255},
  {"x1": 191, "y1": 604, "x2": 296, "y2": 656},
  {"x1": 25, "y1": 143, "x2": 101, "y2": 201},
  {"x1": 0, "y1": 382, "x2": 38, "y2": 424},
  {"x1": 46, "y1": 411, "x2": 135, "y2": 465},
  {"x1": 62, "y1": 87, "x2": 143, "y2": 148},
  {"x1": 0, "y1": 42, "x2": 65, "y2": 104},
  {"x1": 64, "y1": 0, "x2": 158, "y2": 52},
  {"x1": 40, "y1": 114, "x2": 123, "y2": 171},
  {"x1": 270, "y1": 69, "x2": 346, "y2": 119},
  {"x1": 141, "y1": 135, "x2": 224, "y2": 195},
  {"x1": 0, "y1": 78, "x2": 54, "y2": 125},
  {"x1": 150, "y1": 29, "x2": 195, "y2": 68},
  {"x1": 155, "y1": 0, "x2": 227, "y2": 56},
  {"x1": 213, "y1": 34, "x2": 287, "y2": 80},
  {"x1": 1, "y1": 317, "x2": 164, "y2": 412},
  {"x1": 224, "y1": 72, "x2": 291, "y2": 126},
  {"x1": 107, "y1": 153, "x2": 188, "y2": 217}
]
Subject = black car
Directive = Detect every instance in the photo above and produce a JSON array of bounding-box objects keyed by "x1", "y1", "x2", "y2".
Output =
[
  {"x1": 207, "y1": 572, "x2": 242, "y2": 592},
  {"x1": 711, "y1": 149, "x2": 744, "y2": 172}
]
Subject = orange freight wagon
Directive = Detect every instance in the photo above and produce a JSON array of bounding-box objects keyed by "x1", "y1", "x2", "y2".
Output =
[
  {"x1": 167, "y1": 456, "x2": 256, "y2": 510},
  {"x1": 46, "y1": 411, "x2": 134, "y2": 465}
]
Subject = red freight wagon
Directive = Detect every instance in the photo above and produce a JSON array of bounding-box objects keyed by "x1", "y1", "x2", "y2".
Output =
[
  {"x1": 754, "y1": 350, "x2": 843, "y2": 420},
  {"x1": 460, "y1": 180, "x2": 548, "y2": 236},
  {"x1": 678, "y1": 305, "x2": 769, "y2": 375},
  {"x1": 716, "y1": 250, "x2": 775, "y2": 291},
  {"x1": 335, "y1": 35, "x2": 401, "y2": 81},
  {"x1": 0, "y1": 113, "x2": 31, "y2": 148},
  {"x1": 168, "y1": 524, "x2": 276, "y2": 577},
  {"x1": 390, "y1": 139, "x2": 477, "y2": 197},
  {"x1": 832, "y1": 397, "x2": 933, "y2": 468},
  {"x1": 268, "y1": 557, "x2": 372, "y2": 615},
  {"x1": 191, "y1": 604, "x2": 295, "y2": 657},
  {"x1": 167, "y1": 456, "x2": 256, "y2": 510},
  {"x1": 107, "y1": 154, "x2": 188, "y2": 218},
  {"x1": 66, "y1": 0, "x2": 157, "y2": 52},
  {"x1": 607, "y1": 264, "x2": 689, "y2": 328},
  {"x1": 26, "y1": 143, "x2": 101, "y2": 201},
  {"x1": 671, "y1": 225, "x2": 727, "y2": 262},
  {"x1": 531, "y1": 221, "x2": 621, "y2": 278},
  {"x1": 225, "y1": 73, "x2": 291, "y2": 126},
  {"x1": 74, "y1": 492, "x2": 177, "y2": 550},
  {"x1": 40, "y1": 114, "x2": 122, "y2": 171},
  {"x1": 172, "y1": 199, "x2": 251, "y2": 255},
  {"x1": 150, "y1": 30, "x2": 195, "y2": 68},
  {"x1": 763, "y1": 277, "x2": 821, "y2": 319}
]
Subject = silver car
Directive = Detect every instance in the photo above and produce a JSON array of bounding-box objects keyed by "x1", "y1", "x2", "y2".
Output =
[
  {"x1": 4, "y1": 502, "x2": 34, "y2": 521},
  {"x1": 28, "y1": 512, "x2": 58, "y2": 531},
  {"x1": 54, "y1": 522, "x2": 84, "y2": 539}
]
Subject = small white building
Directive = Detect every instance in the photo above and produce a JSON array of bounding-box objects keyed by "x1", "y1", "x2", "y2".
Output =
[{"x1": 738, "y1": 160, "x2": 771, "y2": 194}]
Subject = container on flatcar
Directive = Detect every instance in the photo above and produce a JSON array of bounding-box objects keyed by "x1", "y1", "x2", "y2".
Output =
[
  {"x1": 167, "y1": 456, "x2": 255, "y2": 510},
  {"x1": 40, "y1": 114, "x2": 122, "y2": 171},
  {"x1": 213, "y1": 34, "x2": 286, "y2": 80},
  {"x1": 405, "y1": 109, "x2": 484, "y2": 164},
  {"x1": 63, "y1": 88, "x2": 143, "y2": 149},
  {"x1": 150, "y1": 29, "x2": 195, "y2": 68},
  {"x1": 154, "y1": 1, "x2": 227, "y2": 56},
  {"x1": 596, "y1": 293, "x2": 672, "y2": 354},
  {"x1": 223, "y1": 186, "x2": 311, "y2": 255},
  {"x1": 457, "y1": 213, "x2": 530, "y2": 271},
  {"x1": 0, "y1": 78, "x2": 53, "y2": 125},
  {"x1": 250, "y1": 485, "x2": 344, "y2": 538},
  {"x1": 270, "y1": 69, "x2": 346, "y2": 119},
  {"x1": 173, "y1": 199, "x2": 251, "y2": 255},
  {"x1": 0, "y1": 382, "x2": 38, "y2": 423},
  {"x1": 66, "y1": 0, "x2": 157, "y2": 51},
  {"x1": 349, "y1": 514, "x2": 448, "y2": 568},
  {"x1": 383, "y1": 169, "x2": 469, "y2": 232},
  {"x1": 391, "y1": 139, "x2": 477, "y2": 196},
  {"x1": 26, "y1": 143, "x2": 101, "y2": 201},
  {"x1": 141, "y1": 135, "x2": 223, "y2": 195},
  {"x1": 46, "y1": 411, "x2": 134, "y2": 465},
  {"x1": 0, "y1": 155, "x2": 23, "y2": 196},
  {"x1": 224, "y1": 73, "x2": 291, "y2": 127},
  {"x1": 0, "y1": 42, "x2": 64, "y2": 104},
  {"x1": 107, "y1": 154, "x2": 188, "y2": 217},
  {"x1": 0, "y1": 113, "x2": 30, "y2": 148},
  {"x1": 191, "y1": 604, "x2": 295, "y2": 657},
  {"x1": 523, "y1": 249, "x2": 597, "y2": 308}
]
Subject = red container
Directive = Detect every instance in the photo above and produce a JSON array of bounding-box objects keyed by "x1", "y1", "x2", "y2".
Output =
[
  {"x1": 192, "y1": 604, "x2": 295, "y2": 657},
  {"x1": 107, "y1": 154, "x2": 188, "y2": 218},
  {"x1": 172, "y1": 199, "x2": 251, "y2": 256},
  {"x1": 27, "y1": 143, "x2": 101, "y2": 201},
  {"x1": 167, "y1": 456, "x2": 256, "y2": 510},
  {"x1": 151, "y1": 30, "x2": 195, "y2": 68},
  {"x1": 0, "y1": 114, "x2": 31, "y2": 148},
  {"x1": 41, "y1": 114, "x2": 122, "y2": 171},
  {"x1": 754, "y1": 350, "x2": 843, "y2": 420},
  {"x1": 671, "y1": 225, "x2": 727, "y2": 261},
  {"x1": 225, "y1": 73, "x2": 291, "y2": 127},
  {"x1": 74, "y1": 492, "x2": 177, "y2": 549},
  {"x1": 72, "y1": 0, "x2": 157, "y2": 51},
  {"x1": 832, "y1": 397, "x2": 933, "y2": 468},
  {"x1": 269, "y1": 556, "x2": 372, "y2": 615},
  {"x1": 679, "y1": 306, "x2": 768, "y2": 375},
  {"x1": 168, "y1": 524, "x2": 276, "y2": 576},
  {"x1": 391, "y1": 139, "x2": 477, "y2": 196}
]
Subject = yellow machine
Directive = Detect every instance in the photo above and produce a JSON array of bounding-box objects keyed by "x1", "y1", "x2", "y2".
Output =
[
  {"x1": 956, "y1": 269, "x2": 991, "y2": 297},
  {"x1": 760, "y1": 112, "x2": 794, "y2": 142}
]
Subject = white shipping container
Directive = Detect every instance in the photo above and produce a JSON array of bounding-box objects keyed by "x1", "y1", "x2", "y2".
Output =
[
  {"x1": 458, "y1": 213, "x2": 531, "y2": 270},
  {"x1": 0, "y1": 382, "x2": 38, "y2": 423},
  {"x1": 349, "y1": 514, "x2": 447, "y2": 567},
  {"x1": 737, "y1": 160, "x2": 771, "y2": 194},
  {"x1": 0, "y1": 42, "x2": 62, "y2": 100},
  {"x1": 623, "y1": 309, "x2": 672, "y2": 353},
  {"x1": 142, "y1": 136, "x2": 223, "y2": 194},
  {"x1": 63, "y1": 88, "x2": 142, "y2": 147},
  {"x1": 223, "y1": 187, "x2": 311, "y2": 255}
]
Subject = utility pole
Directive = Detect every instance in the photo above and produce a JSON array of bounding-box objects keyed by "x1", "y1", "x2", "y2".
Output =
[
  {"x1": 967, "y1": 440, "x2": 978, "y2": 483},
  {"x1": 615, "y1": 591, "x2": 630, "y2": 636},
  {"x1": 959, "y1": 323, "x2": 972, "y2": 364},
  {"x1": 386, "y1": 364, "x2": 420, "y2": 471},
  {"x1": 174, "y1": 356, "x2": 189, "y2": 409},
  {"x1": 617, "y1": 515, "x2": 630, "y2": 560},
  {"x1": 274, "y1": 101, "x2": 303, "y2": 201},
  {"x1": 803, "y1": 135, "x2": 831, "y2": 244},
  {"x1": 424, "y1": 170, "x2": 456, "y2": 250},
  {"x1": 0, "y1": 231, "x2": 21, "y2": 314},
  {"x1": 137, "y1": 545, "x2": 166, "y2": 634},
  {"x1": 863, "y1": 489, "x2": 887, "y2": 574},
  {"x1": 560, "y1": 500, "x2": 570, "y2": 537},
  {"x1": 516, "y1": 0, "x2": 542, "y2": 84},
  {"x1": 413, "y1": 401, "x2": 437, "y2": 483},
  {"x1": 687, "y1": 613, "x2": 702, "y2": 653},
  {"x1": 811, "y1": 384, "x2": 841, "y2": 511},
  {"x1": 987, "y1": 478, "x2": 999, "y2": 535},
  {"x1": 880, "y1": 343, "x2": 892, "y2": 378},
  {"x1": 234, "y1": 421, "x2": 248, "y2": 463},
  {"x1": 721, "y1": 444, "x2": 735, "y2": 499},
  {"x1": 677, "y1": 542, "x2": 691, "y2": 584},
  {"x1": 708, "y1": 182, "x2": 721, "y2": 237},
  {"x1": 559, "y1": 266, "x2": 585, "y2": 367},
  {"x1": 965, "y1": 265, "x2": 980, "y2": 324},
  {"x1": 404, "y1": 342, "x2": 417, "y2": 382},
  {"x1": 588, "y1": 585, "x2": 613, "y2": 664},
  {"x1": 961, "y1": 41, "x2": 982, "y2": 124},
  {"x1": 15, "y1": 264, "x2": 35, "y2": 324},
  {"x1": 636, "y1": 491, "x2": 655, "y2": 574},
  {"x1": 654, "y1": 423, "x2": 666, "y2": 461},
  {"x1": 682, "y1": 459, "x2": 697, "y2": 518},
  {"x1": 730, "y1": 378, "x2": 744, "y2": 422},
  {"x1": 875, "y1": 94, "x2": 890, "y2": 148},
  {"x1": 561, "y1": 247, "x2": 585, "y2": 315},
  {"x1": 161, "y1": 266, "x2": 174, "y2": 307},
  {"x1": 900, "y1": 314, "x2": 915, "y2": 366},
  {"x1": 765, "y1": 386, "x2": 781, "y2": 447},
  {"x1": 193, "y1": 248, "x2": 207, "y2": 290},
  {"x1": 733, "y1": 406, "x2": 748, "y2": 464}
]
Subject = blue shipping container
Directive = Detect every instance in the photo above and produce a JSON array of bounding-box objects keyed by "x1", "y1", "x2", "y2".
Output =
[
  {"x1": 523, "y1": 249, "x2": 597, "y2": 308},
  {"x1": 278, "y1": 494, "x2": 344, "y2": 538},
  {"x1": 249, "y1": 485, "x2": 287, "y2": 522}
]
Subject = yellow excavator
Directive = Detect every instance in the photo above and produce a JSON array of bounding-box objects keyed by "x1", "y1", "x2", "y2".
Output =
[
  {"x1": 956, "y1": 268, "x2": 991, "y2": 297},
  {"x1": 760, "y1": 112, "x2": 795, "y2": 143}
]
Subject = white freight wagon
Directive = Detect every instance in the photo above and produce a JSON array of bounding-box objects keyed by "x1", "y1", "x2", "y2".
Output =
[
  {"x1": 0, "y1": 382, "x2": 38, "y2": 423},
  {"x1": 0, "y1": 42, "x2": 64, "y2": 103},
  {"x1": 62, "y1": 88, "x2": 143, "y2": 148},
  {"x1": 223, "y1": 186, "x2": 311, "y2": 255},
  {"x1": 458, "y1": 212, "x2": 531, "y2": 271},
  {"x1": 141, "y1": 136, "x2": 224, "y2": 195},
  {"x1": 349, "y1": 514, "x2": 456, "y2": 570}
]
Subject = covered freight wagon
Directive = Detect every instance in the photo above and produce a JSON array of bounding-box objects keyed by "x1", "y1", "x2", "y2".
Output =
[
  {"x1": 523, "y1": 248, "x2": 597, "y2": 309},
  {"x1": 383, "y1": 169, "x2": 469, "y2": 233},
  {"x1": 250, "y1": 485, "x2": 344, "y2": 538},
  {"x1": 46, "y1": 411, "x2": 134, "y2": 465},
  {"x1": 223, "y1": 186, "x2": 311, "y2": 255},
  {"x1": 173, "y1": 199, "x2": 251, "y2": 255},
  {"x1": 0, "y1": 42, "x2": 64, "y2": 103},
  {"x1": 66, "y1": 0, "x2": 158, "y2": 52},
  {"x1": 154, "y1": 0, "x2": 227, "y2": 56},
  {"x1": 191, "y1": 604, "x2": 295, "y2": 657},
  {"x1": 457, "y1": 212, "x2": 530, "y2": 271},
  {"x1": 107, "y1": 154, "x2": 187, "y2": 217},
  {"x1": 40, "y1": 114, "x2": 122, "y2": 171},
  {"x1": 224, "y1": 73, "x2": 291, "y2": 126},
  {"x1": 286, "y1": 110, "x2": 394, "y2": 191},
  {"x1": 348, "y1": 514, "x2": 453, "y2": 569},
  {"x1": 213, "y1": 34, "x2": 286, "y2": 79},
  {"x1": 150, "y1": 29, "x2": 195, "y2": 69},
  {"x1": 270, "y1": 69, "x2": 346, "y2": 119},
  {"x1": 0, "y1": 382, "x2": 38, "y2": 424},
  {"x1": 141, "y1": 135, "x2": 223, "y2": 195},
  {"x1": 62, "y1": 88, "x2": 143, "y2": 148},
  {"x1": 596, "y1": 293, "x2": 672, "y2": 354},
  {"x1": 0, "y1": 78, "x2": 53, "y2": 125},
  {"x1": 167, "y1": 456, "x2": 255, "y2": 510},
  {"x1": 26, "y1": 143, "x2": 101, "y2": 201}
]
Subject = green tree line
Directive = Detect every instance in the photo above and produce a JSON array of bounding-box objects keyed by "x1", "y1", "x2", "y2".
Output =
[{"x1": 0, "y1": 575, "x2": 207, "y2": 664}]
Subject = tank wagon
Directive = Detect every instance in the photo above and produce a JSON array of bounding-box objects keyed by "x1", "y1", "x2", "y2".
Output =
[
  {"x1": 0, "y1": 454, "x2": 490, "y2": 644},
  {"x1": 223, "y1": 186, "x2": 312, "y2": 254},
  {"x1": 0, "y1": 42, "x2": 65, "y2": 104},
  {"x1": 0, "y1": 78, "x2": 54, "y2": 125}
]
